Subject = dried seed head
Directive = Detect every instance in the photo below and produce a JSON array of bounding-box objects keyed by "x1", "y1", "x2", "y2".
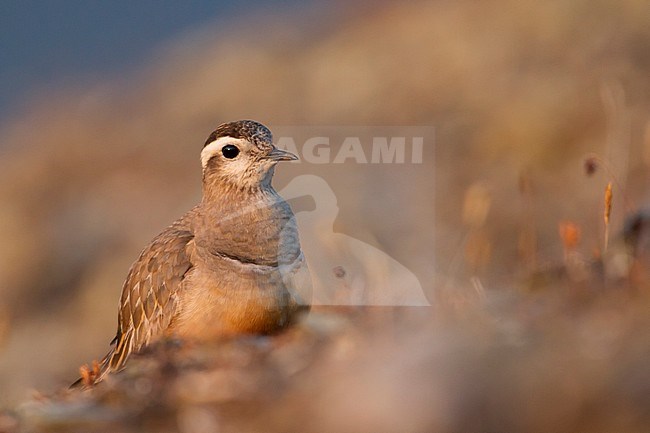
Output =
[
  {"x1": 604, "y1": 182, "x2": 613, "y2": 225},
  {"x1": 558, "y1": 221, "x2": 581, "y2": 250},
  {"x1": 462, "y1": 182, "x2": 491, "y2": 228},
  {"x1": 79, "y1": 360, "x2": 102, "y2": 387}
]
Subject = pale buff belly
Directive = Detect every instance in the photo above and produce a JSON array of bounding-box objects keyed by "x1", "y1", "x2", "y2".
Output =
[{"x1": 171, "y1": 255, "x2": 310, "y2": 339}]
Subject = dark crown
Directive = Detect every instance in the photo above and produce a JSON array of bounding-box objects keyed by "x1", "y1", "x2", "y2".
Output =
[{"x1": 204, "y1": 120, "x2": 273, "y2": 149}]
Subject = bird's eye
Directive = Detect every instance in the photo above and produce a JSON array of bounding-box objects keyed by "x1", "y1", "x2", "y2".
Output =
[{"x1": 221, "y1": 144, "x2": 240, "y2": 159}]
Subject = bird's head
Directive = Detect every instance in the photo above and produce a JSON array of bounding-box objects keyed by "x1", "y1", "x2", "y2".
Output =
[{"x1": 200, "y1": 120, "x2": 297, "y2": 192}]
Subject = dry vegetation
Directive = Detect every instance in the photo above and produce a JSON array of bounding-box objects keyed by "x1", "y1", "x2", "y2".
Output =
[{"x1": 1, "y1": 0, "x2": 650, "y2": 431}]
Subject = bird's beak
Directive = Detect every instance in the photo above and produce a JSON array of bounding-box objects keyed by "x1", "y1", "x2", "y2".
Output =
[{"x1": 267, "y1": 147, "x2": 299, "y2": 162}]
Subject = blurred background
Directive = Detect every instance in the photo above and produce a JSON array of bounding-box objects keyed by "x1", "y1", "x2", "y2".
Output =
[{"x1": 1, "y1": 0, "x2": 650, "y2": 431}]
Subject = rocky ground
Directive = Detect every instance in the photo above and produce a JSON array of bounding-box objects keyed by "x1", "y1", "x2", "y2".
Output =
[{"x1": 3, "y1": 272, "x2": 650, "y2": 433}]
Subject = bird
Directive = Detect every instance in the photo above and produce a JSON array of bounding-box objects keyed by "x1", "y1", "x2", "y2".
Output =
[{"x1": 73, "y1": 120, "x2": 311, "y2": 387}]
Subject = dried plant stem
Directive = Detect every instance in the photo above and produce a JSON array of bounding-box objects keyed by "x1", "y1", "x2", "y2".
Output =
[{"x1": 604, "y1": 182, "x2": 613, "y2": 253}]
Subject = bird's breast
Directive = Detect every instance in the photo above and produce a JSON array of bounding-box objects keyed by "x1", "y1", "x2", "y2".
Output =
[
  {"x1": 172, "y1": 192, "x2": 309, "y2": 339},
  {"x1": 172, "y1": 254, "x2": 308, "y2": 338},
  {"x1": 197, "y1": 198, "x2": 300, "y2": 267}
]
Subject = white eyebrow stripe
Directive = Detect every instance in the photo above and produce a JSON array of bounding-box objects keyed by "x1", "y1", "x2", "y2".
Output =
[{"x1": 201, "y1": 137, "x2": 246, "y2": 168}]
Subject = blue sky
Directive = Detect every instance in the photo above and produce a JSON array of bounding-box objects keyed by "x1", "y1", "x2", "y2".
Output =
[{"x1": 0, "y1": 1, "x2": 306, "y2": 116}]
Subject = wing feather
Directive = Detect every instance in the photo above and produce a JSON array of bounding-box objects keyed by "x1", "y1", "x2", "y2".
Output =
[{"x1": 80, "y1": 215, "x2": 196, "y2": 386}]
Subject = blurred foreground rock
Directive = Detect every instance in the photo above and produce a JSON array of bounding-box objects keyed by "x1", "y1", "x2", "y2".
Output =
[{"x1": 4, "y1": 288, "x2": 650, "y2": 433}]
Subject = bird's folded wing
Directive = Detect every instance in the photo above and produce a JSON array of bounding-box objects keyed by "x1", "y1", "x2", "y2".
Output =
[{"x1": 108, "y1": 225, "x2": 195, "y2": 372}]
